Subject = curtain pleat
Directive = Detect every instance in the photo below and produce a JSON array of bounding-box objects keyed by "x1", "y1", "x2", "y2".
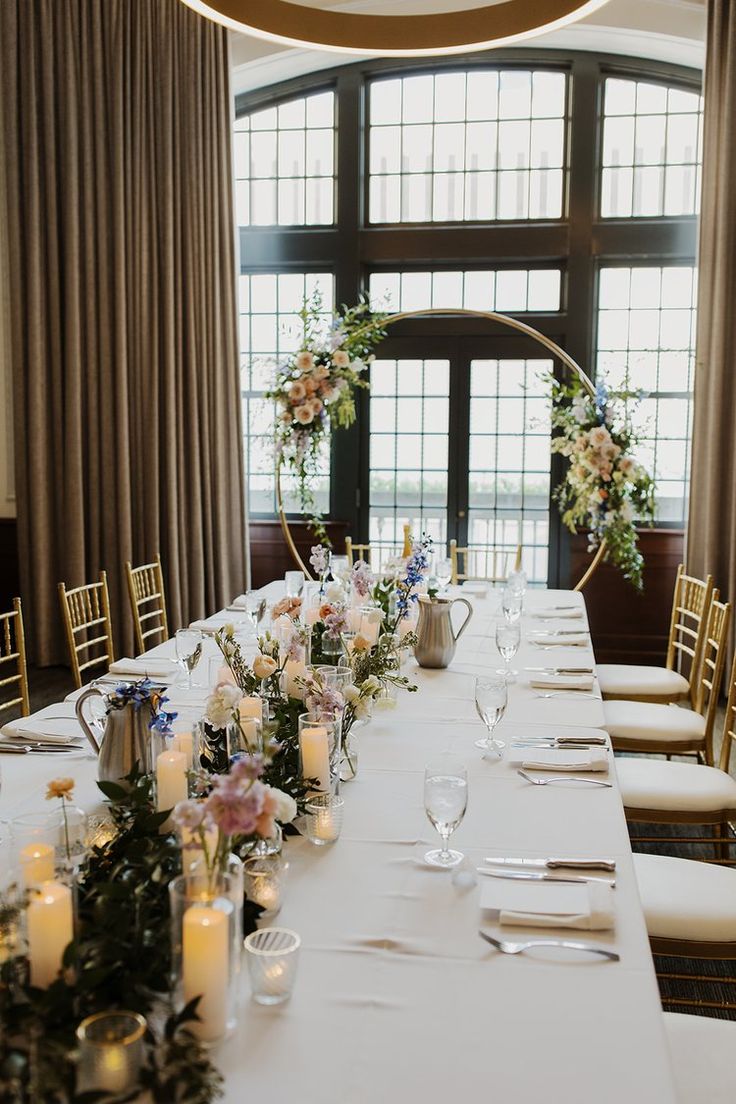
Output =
[
  {"x1": 686, "y1": 0, "x2": 736, "y2": 649},
  {"x1": 0, "y1": 0, "x2": 246, "y2": 665}
]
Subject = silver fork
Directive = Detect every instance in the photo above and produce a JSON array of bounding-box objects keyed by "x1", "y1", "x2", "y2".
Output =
[
  {"x1": 479, "y1": 930, "x2": 619, "y2": 961},
  {"x1": 518, "y1": 768, "x2": 612, "y2": 788},
  {"x1": 533, "y1": 692, "x2": 601, "y2": 700}
]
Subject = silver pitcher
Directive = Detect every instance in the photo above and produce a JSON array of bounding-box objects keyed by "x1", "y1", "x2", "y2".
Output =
[
  {"x1": 76, "y1": 687, "x2": 153, "y2": 785},
  {"x1": 414, "y1": 595, "x2": 473, "y2": 669}
]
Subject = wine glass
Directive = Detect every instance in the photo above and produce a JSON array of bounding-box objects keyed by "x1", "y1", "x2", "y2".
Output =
[
  {"x1": 496, "y1": 622, "x2": 521, "y2": 683},
  {"x1": 501, "y1": 585, "x2": 522, "y2": 623},
  {"x1": 435, "y1": 558, "x2": 452, "y2": 592},
  {"x1": 474, "y1": 674, "x2": 507, "y2": 753},
  {"x1": 423, "y1": 755, "x2": 468, "y2": 868},
  {"x1": 175, "y1": 629, "x2": 203, "y2": 689}
]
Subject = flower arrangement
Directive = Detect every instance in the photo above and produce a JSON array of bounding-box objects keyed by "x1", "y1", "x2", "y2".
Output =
[
  {"x1": 549, "y1": 375, "x2": 655, "y2": 589},
  {"x1": 266, "y1": 294, "x2": 387, "y2": 542},
  {"x1": 107, "y1": 678, "x2": 178, "y2": 736}
]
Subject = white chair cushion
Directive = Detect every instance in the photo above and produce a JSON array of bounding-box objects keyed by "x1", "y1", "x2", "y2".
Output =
[
  {"x1": 617, "y1": 759, "x2": 736, "y2": 814},
  {"x1": 664, "y1": 1012, "x2": 736, "y2": 1104},
  {"x1": 604, "y1": 700, "x2": 705, "y2": 745},
  {"x1": 633, "y1": 853, "x2": 736, "y2": 942},
  {"x1": 597, "y1": 663, "x2": 688, "y2": 699}
]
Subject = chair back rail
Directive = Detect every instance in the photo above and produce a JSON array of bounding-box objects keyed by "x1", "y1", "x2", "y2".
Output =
[
  {"x1": 665, "y1": 565, "x2": 714, "y2": 706},
  {"x1": 0, "y1": 598, "x2": 30, "y2": 717},
  {"x1": 58, "y1": 572, "x2": 115, "y2": 689},
  {"x1": 450, "y1": 537, "x2": 523, "y2": 587},
  {"x1": 125, "y1": 554, "x2": 169, "y2": 654},
  {"x1": 693, "y1": 594, "x2": 732, "y2": 765}
]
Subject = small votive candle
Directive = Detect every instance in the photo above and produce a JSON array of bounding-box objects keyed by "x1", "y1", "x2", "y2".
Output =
[
  {"x1": 243, "y1": 856, "x2": 285, "y2": 918},
  {"x1": 298, "y1": 723, "x2": 331, "y2": 794},
  {"x1": 19, "y1": 843, "x2": 55, "y2": 887},
  {"x1": 156, "y1": 749, "x2": 188, "y2": 813},
  {"x1": 244, "y1": 927, "x2": 300, "y2": 1005},
  {"x1": 304, "y1": 795, "x2": 344, "y2": 845},
  {"x1": 76, "y1": 1011, "x2": 147, "y2": 1096},
  {"x1": 27, "y1": 880, "x2": 74, "y2": 988}
]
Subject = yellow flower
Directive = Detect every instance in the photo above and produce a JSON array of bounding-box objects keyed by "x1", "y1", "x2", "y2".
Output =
[{"x1": 46, "y1": 777, "x2": 75, "y2": 801}]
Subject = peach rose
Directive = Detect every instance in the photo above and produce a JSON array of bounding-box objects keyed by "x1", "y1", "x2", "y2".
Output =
[
  {"x1": 289, "y1": 380, "x2": 306, "y2": 401},
  {"x1": 314, "y1": 365, "x2": 330, "y2": 380},
  {"x1": 253, "y1": 654, "x2": 278, "y2": 680},
  {"x1": 46, "y1": 777, "x2": 75, "y2": 801},
  {"x1": 294, "y1": 405, "x2": 314, "y2": 425},
  {"x1": 332, "y1": 350, "x2": 350, "y2": 368},
  {"x1": 296, "y1": 351, "x2": 315, "y2": 370}
]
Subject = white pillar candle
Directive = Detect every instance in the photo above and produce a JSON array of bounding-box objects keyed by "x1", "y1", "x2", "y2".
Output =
[
  {"x1": 182, "y1": 906, "x2": 229, "y2": 1042},
  {"x1": 27, "y1": 881, "x2": 74, "y2": 988},
  {"x1": 304, "y1": 606, "x2": 320, "y2": 627},
  {"x1": 217, "y1": 665, "x2": 237, "y2": 687},
  {"x1": 361, "y1": 613, "x2": 382, "y2": 646},
  {"x1": 300, "y1": 726, "x2": 330, "y2": 793},
  {"x1": 19, "y1": 843, "x2": 55, "y2": 887},
  {"x1": 156, "y1": 750, "x2": 188, "y2": 812},
  {"x1": 239, "y1": 697, "x2": 263, "y2": 721},
  {"x1": 284, "y1": 659, "x2": 306, "y2": 699},
  {"x1": 239, "y1": 718, "x2": 260, "y2": 751},
  {"x1": 272, "y1": 615, "x2": 293, "y2": 642},
  {"x1": 171, "y1": 732, "x2": 194, "y2": 768},
  {"x1": 348, "y1": 608, "x2": 363, "y2": 632}
]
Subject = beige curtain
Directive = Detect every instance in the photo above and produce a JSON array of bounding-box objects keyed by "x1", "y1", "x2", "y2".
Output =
[
  {"x1": 0, "y1": 0, "x2": 246, "y2": 664},
  {"x1": 687, "y1": 0, "x2": 736, "y2": 618}
]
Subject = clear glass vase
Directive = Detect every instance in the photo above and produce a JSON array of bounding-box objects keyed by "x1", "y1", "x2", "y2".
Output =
[
  {"x1": 169, "y1": 872, "x2": 237, "y2": 1046},
  {"x1": 339, "y1": 723, "x2": 359, "y2": 782}
]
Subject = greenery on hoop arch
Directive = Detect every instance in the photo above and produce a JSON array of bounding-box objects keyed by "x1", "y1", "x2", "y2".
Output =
[
  {"x1": 548, "y1": 373, "x2": 655, "y2": 590},
  {"x1": 266, "y1": 293, "x2": 387, "y2": 544}
]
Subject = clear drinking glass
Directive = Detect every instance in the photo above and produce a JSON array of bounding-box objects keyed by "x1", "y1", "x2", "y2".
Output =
[
  {"x1": 474, "y1": 674, "x2": 508, "y2": 753},
  {"x1": 175, "y1": 629, "x2": 203, "y2": 689},
  {"x1": 507, "y1": 568, "x2": 528, "y2": 598},
  {"x1": 330, "y1": 555, "x2": 350, "y2": 582},
  {"x1": 423, "y1": 755, "x2": 468, "y2": 868},
  {"x1": 496, "y1": 621, "x2": 521, "y2": 682},
  {"x1": 76, "y1": 1012, "x2": 147, "y2": 1096},
  {"x1": 284, "y1": 571, "x2": 305, "y2": 598},
  {"x1": 501, "y1": 585, "x2": 522, "y2": 623},
  {"x1": 435, "y1": 558, "x2": 453, "y2": 592},
  {"x1": 244, "y1": 928, "x2": 301, "y2": 1005}
]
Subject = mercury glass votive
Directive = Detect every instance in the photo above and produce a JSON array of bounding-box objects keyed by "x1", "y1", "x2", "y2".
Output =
[
  {"x1": 243, "y1": 855, "x2": 287, "y2": 919},
  {"x1": 304, "y1": 794, "x2": 344, "y2": 845},
  {"x1": 76, "y1": 1011, "x2": 146, "y2": 1096},
  {"x1": 244, "y1": 928, "x2": 300, "y2": 1005}
]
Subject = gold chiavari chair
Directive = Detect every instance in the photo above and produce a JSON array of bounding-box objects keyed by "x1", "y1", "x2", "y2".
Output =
[
  {"x1": 618, "y1": 617, "x2": 736, "y2": 861},
  {"x1": 58, "y1": 572, "x2": 115, "y2": 689},
  {"x1": 597, "y1": 565, "x2": 714, "y2": 705},
  {"x1": 0, "y1": 598, "x2": 30, "y2": 718},
  {"x1": 605, "y1": 594, "x2": 731, "y2": 764},
  {"x1": 125, "y1": 553, "x2": 169, "y2": 654},
  {"x1": 449, "y1": 538, "x2": 523, "y2": 587},
  {"x1": 345, "y1": 537, "x2": 372, "y2": 566}
]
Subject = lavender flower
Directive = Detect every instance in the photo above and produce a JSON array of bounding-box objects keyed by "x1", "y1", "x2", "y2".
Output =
[
  {"x1": 324, "y1": 606, "x2": 349, "y2": 640},
  {"x1": 351, "y1": 559, "x2": 373, "y2": 598},
  {"x1": 310, "y1": 544, "x2": 330, "y2": 578},
  {"x1": 304, "y1": 676, "x2": 345, "y2": 719}
]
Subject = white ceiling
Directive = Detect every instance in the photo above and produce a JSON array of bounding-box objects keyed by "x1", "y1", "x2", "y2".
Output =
[{"x1": 230, "y1": 0, "x2": 706, "y2": 94}]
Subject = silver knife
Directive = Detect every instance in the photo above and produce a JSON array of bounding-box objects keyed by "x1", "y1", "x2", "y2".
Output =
[
  {"x1": 0, "y1": 743, "x2": 77, "y2": 754},
  {"x1": 530, "y1": 629, "x2": 590, "y2": 636},
  {"x1": 524, "y1": 667, "x2": 594, "y2": 674},
  {"x1": 510, "y1": 736, "x2": 608, "y2": 747},
  {"x1": 477, "y1": 868, "x2": 616, "y2": 887},
  {"x1": 484, "y1": 857, "x2": 616, "y2": 872}
]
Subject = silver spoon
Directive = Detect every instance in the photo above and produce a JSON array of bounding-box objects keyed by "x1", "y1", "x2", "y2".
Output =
[{"x1": 517, "y1": 769, "x2": 612, "y2": 788}]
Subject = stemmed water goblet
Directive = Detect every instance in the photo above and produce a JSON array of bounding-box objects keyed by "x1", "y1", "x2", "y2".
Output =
[
  {"x1": 175, "y1": 629, "x2": 204, "y2": 689},
  {"x1": 501, "y1": 585, "x2": 522, "y2": 624},
  {"x1": 496, "y1": 622, "x2": 521, "y2": 683},
  {"x1": 474, "y1": 674, "x2": 507, "y2": 754},
  {"x1": 435, "y1": 558, "x2": 452, "y2": 593},
  {"x1": 506, "y1": 568, "x2": 528, "y2": 598},
  {"x1": 423, "y1": 755, "x2": 468, "y2": 868}
]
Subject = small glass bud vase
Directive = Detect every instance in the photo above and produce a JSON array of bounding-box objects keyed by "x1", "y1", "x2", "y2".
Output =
[
  {"x1": 76, "y1": 1011, "x2": 146, "y2": 1097},
  {"x1": 340, "y1": 726, "x2": 359, "y2": 782},
  {"x1": 320, "y1": 633, "x2": 345, "y2": 666},
  {"x1": 169, "y1": 872, "x2": 237, "y2": 1046}
]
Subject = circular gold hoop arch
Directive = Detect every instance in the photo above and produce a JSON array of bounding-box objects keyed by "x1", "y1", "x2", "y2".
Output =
[
  {"x1": 276, "y1": 308, "x2": 606, "y2": 589},
  {"x1": 183, "y1": 0, "x2": 610, "y2": 56}
]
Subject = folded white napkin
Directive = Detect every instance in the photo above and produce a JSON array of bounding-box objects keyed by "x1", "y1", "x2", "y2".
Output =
[
  {"x1": 461, "y1": 582, "x2": 488, "y2": 597},
  {"x1": 230, "y1": 594, "x2": 249, "y2": 609},
  {"x1": 108, "y1": 657, "x2": 181, "y2": 680},
  {"x1": 529, "y1": 632, "x2": 590, "y2": 646},
  {"x1": 529, "y1": 673, "x2": 594, "y2": 691},
  {"x1": 532, "y1": 608, "x2": 583, "y2": 620},
  {"x1": 1, "y1": 716, "x2": 85, "y2": 744},
  {"x1": 521, "y1": 747, "x2": 609, "y2": 772},
  {"x1": 499, "y1": 881, "x2": 614, "y2": 931}
]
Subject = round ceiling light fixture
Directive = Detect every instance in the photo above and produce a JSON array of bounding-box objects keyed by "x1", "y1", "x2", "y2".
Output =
[{"x1": 181, "y1": 0, "x2": 612, "y2": 56}]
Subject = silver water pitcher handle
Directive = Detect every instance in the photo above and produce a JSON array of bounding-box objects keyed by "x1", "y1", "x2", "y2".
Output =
[
  {"x1": 450, "y1": 598, "x2": 473, "y2": 643},
  {"x1": 75, "y1": 686, "x2": 105, "y2": 755}
]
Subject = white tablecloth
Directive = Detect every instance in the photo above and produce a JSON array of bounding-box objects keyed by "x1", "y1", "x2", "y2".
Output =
[{"x1": 0, "y1": 586, "x2": 677, "y2": 1103}]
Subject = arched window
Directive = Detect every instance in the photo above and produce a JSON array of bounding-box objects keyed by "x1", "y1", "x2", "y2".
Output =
[{"x1": 234, "y1": 52, "x2": 701, "y2": 584}]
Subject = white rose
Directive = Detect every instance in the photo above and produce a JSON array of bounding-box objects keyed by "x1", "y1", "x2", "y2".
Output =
[
  {"x1": 344, "y1": 684, "x2": 360, "y2": 703},
  {"x1": 324, "y1": 581, "x2": 346, "y2": 604},
  {"x1": 206, "y1": 683, "x2": 243, "y2": 729},
  {"x1": 270, "y1": 787, "x2": 297, "y2": 824}
]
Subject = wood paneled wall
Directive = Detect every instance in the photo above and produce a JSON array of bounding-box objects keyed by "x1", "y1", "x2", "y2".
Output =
[
  {"x1": 249, "y1": 520, "x2": 350, "y2": 589},
  {"x1": 569, "y1": 528, "x2": 685, "y2": 665}
]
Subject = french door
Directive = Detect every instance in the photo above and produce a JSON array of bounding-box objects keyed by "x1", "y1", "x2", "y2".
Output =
[{"x1": 355, "y1": 333, "x2": 561, "y2": 585}]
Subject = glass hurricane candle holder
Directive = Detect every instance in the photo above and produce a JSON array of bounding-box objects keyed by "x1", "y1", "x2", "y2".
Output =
[
  {"x1": 298, "y1": 714, "x2": 340, "y2": 795},
  {"x1": 76, "y1": 1011, "x2": 146, "y2": 1096},
  {"x1": 244, "y1": 927, "x2": 300, "y2": 1005},
  {"x1": 169, "y1": 873, "x2": 237, "y2": 1046},
  {"x1": 11, "y1": 813, "x2": 57, "y2": 887},
  {"x1": 304, "y1": 794, "x2": 345, "y2": 845},
  {"x1": 243, "y1": 855, "x2": 287, "y2": 920}
]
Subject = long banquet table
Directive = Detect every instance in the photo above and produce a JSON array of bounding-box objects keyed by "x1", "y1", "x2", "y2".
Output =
[{"x1": 0, "y1": 585, "x2": 678, "y2": 1103}]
